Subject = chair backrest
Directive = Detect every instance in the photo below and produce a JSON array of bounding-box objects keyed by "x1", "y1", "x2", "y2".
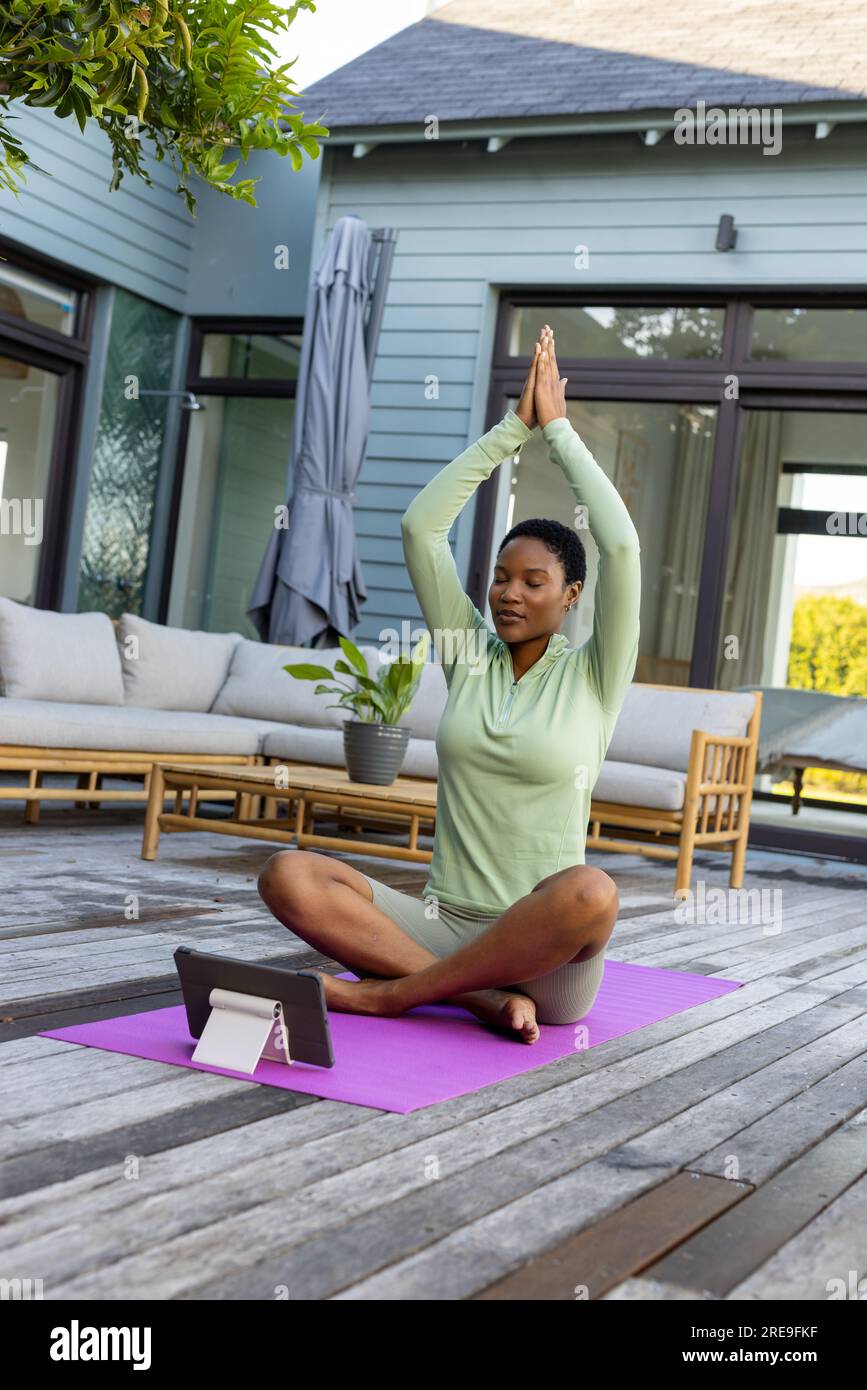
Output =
[{"x1": 606, "y1": 684, "x2": 758, "y2": 773}]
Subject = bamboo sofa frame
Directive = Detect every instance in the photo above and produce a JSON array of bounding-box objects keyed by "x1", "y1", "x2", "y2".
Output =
[
  {"x1": 0, "y1": 748, "x2": 261, "y2": 824},
  {"x1": 586, "y1": 685, "x2": 763, "y2": 897}
]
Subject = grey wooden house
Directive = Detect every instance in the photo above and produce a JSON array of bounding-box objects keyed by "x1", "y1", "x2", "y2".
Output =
[{"x1": 301, "y1": 0, "x2": 867, "y2": 857}]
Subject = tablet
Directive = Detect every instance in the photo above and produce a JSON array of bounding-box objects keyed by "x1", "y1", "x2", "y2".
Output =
[{"x1": 174, "y1": 947, "x2": 335, "y2": 1069}]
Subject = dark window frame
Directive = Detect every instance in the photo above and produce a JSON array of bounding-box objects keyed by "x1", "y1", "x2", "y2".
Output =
[
  {"x1": 0, "y1": 241, "x2": 98, "y2": 608},
  {"x1": 0, "y1": 237, "x2": 95, "y2": 355},
  {"x1": 496, "y1": 287, "x2": 867, "y2": 382},
  {"x1": 186, "y1": 316, "x2": 303, "y2": 397},
  {"x1": 159, "y1": 316, "x2": 303, "y2": 621}
]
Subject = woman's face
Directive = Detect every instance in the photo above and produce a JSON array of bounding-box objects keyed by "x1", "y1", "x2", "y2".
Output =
[{"x1": 489, "y1": 535, "x2": 582, "y2": 640}]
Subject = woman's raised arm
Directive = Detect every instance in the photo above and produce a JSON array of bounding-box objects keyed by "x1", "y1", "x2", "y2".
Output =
[
  {"x1": 400, "y1": 410, "x2": 533, "y2": 680},
  {"x1": 535, "y1": 336, "x2": 641, "y2": 714}
]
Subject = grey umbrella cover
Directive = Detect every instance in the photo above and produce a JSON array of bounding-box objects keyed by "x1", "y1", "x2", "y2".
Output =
[{"x1": 247, "y1": 215, "x2": 372, "y2": 646}]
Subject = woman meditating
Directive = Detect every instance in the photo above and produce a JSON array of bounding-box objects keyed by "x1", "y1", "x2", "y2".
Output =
[{"x1": 259, "y1": 325, "x2": 641, "y2": 1044}]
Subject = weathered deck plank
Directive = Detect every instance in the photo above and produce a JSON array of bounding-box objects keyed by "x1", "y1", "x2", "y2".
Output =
[{"x1": 1, "y1": 806, "x2": 865, "y2": 1301}]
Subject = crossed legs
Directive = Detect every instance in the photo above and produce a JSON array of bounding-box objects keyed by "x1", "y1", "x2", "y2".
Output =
[{"x1": 258, "y1": 849, "x2": 618, "y2": 1043}]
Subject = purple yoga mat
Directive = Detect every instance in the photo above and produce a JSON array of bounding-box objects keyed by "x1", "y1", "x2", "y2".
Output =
[{"x1": 40, "y1": 961, "x2": 742, "y2": 1114}]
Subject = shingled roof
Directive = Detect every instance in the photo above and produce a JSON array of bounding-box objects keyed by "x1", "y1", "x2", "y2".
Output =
[{"x1": 302, "y1": 0, "x2": 867, "y2": 129}]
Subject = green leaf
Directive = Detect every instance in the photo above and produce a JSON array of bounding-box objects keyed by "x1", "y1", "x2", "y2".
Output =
[
  {"x1": 383, "y1": 659, "x2": 415, "y2": 701},
  {"x1": 70, "y1": 86, "x2": 90, "y2": 132},
  {"x1": 282, "y1": 662, "x2": 334, "y2": 681},
  {"x1": 357, "y1": 686, "x2": 389, "y2": 720},
  {"x1": 0, "y1": 0, "x2": 326, "y2": 207},
  {"x1": 337, "y1": 635, "x2": 368, "y2": 677}
]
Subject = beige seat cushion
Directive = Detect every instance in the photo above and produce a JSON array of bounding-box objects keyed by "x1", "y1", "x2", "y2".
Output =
[
  {"x1": 0, "y1": 700, "x2": 281, "y2": 755},
  {"x1": 592, "y1": 759, "x2": 686, "y2": 811}
]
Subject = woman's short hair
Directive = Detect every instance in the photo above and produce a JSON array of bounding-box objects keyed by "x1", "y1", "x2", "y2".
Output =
[{"x1": 497, "y1": 517, "x2": 587, "y2": 587}]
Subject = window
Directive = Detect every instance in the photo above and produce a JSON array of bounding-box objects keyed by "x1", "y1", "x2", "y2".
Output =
[
  {"x1": 485, "y1": 293, "x2": 867, "y2": 853},
  {"x1": 750, "y1": 307, "x2": 867, "y2": 362},
  {"x1": 0, "y1": 361, "x2": 61, "y2": 604},
  {"x1": 0, "y1": 248, "x2": 93, "y2": 608},
  {"x1": 508, "y1": 304, "x2": 725, "y2": 360},
  {"x1": 0, "y1": 262, "x2": 80, "y2": 338},
  {"x1": 166, "y1": 320, "x2": 302, "y2": 635},
  {"x1": 77, "y1": 290, "x2": 180, "y2": 618},
  {"x1": 199, "y1": 332, "x2": 302, "y2": 380},
  {"x1": 501, "y1": 395, "x2": 718, "y2": 687}
]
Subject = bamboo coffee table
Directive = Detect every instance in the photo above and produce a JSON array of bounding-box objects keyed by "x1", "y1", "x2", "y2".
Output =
[{"x1": 141, "y1": 760, "x2": 437, "y2": 864}]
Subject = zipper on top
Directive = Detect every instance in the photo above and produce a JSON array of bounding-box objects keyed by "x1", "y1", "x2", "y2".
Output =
[{"x1": 496, "y1": 678, "x2": 519, "y2": 727}]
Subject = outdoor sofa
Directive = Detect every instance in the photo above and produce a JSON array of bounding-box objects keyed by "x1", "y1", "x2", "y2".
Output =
[{"x1": 0, "y1": 598, "x2": 761, "y2": 894}]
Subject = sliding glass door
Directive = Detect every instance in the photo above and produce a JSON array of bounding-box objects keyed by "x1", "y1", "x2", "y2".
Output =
[
  {"x1": 169, "y1": 393, "x2": 296, "y2": 634},
  {"x1": 165, "y1": 323, "x2": 301, "y2": 634},
  {"x1": 501, "y1": 394, "x2": 717, "y2": 686},
  {"x1": 716, "y1": 406, "x2": 867, "y2": 836},
  {"x1": 0, "y1": 256, "x2": 89, "y2": 609},
  {"x1": 483, "y1": 294, "x2": 867, "y2": 856},
  {"x1": 0, "y1": 358, "x2": 61, "y2": 604}
]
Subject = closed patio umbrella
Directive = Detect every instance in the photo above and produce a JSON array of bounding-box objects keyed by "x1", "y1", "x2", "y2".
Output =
[{"x1": 247, "y1": 215, "x2": 378, "y2": 647}]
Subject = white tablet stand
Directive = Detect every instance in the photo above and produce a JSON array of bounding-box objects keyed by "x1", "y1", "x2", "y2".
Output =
[{"x1": 192, "y1": 987, "x2": 294, "y2": 1074}]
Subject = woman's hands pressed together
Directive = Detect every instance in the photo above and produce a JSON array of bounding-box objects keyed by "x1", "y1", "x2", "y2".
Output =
[
  {"x1": 534, "y1": 325, "x2": 569, "y2": 428},
  {"x1": 514, "y1": 325, "x2": 569, "y2": 430},
  {"x1": 514, "y1": 333, "x2": 541, "y2": 429}
]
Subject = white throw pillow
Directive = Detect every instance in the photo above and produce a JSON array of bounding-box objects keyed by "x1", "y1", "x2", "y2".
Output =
[
  {"x1": 0, "y1": 597, "x2": 125, "y2": 705},
  {"x1": 211, "y1": 639, "x2": 368, "y2": 727},
  {"x1": 117, "y1": 613, "x2": 243, "y2": 712}
]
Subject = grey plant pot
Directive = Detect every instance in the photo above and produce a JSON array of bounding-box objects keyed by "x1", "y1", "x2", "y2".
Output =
[{"x1": 343, "y1": 719, "x2": 411, "y2": 785}]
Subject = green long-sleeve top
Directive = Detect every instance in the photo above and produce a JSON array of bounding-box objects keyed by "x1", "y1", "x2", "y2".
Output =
[{"x1": 400, "y1": 409, "x2": 641, "y2": 915}]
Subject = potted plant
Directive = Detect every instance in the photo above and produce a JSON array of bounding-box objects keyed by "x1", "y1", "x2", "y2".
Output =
[{"x1": 283, "y1": 632, "x2": 430, "y2": 785}]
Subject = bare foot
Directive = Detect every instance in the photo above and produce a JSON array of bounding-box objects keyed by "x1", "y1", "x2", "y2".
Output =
[
  {"x1": 314, "y1": 971, "x2": 405, "y2": 1017},
  {"x1": 459, "y1": 988, "x2": 540, "y2": 1044},
  {"x1": 315, "y1": 972, "x2": 539, "y2": 1043}
]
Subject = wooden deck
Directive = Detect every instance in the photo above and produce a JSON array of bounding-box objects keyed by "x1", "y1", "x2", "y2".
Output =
[{"x1": 1, "y1": 802, "x2": 866, "y2": 1302}]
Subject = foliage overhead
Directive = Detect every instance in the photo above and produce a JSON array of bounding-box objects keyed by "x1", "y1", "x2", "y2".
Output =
[{"x1": 0, "y1": 1, "x2": 328, "y2": 211}]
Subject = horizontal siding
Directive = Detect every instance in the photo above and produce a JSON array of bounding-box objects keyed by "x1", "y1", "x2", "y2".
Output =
[
  {"x1": 375, "y1": 225, "x2": 867, "y2": 255},
  {"x1": 369, "y1": 405, "x2": 469, "y2": 436},
  {"x1": 3, "y1": 107, "x2": 317, "y2": 317},
  {"x1": 6, "y1": 107, "x2": 195, "y2": 310},
  {"x1": 373, "y1": 354, "x2": 480, "y2": 384},
  {"x1": 371, "y1": 380, "x2": 475, "y2": 408},
  {"x1": 322, "y1": 122, "x2": 867, "y2": 643},
  {"x1": 331, "y1": 194, "x2": 867, "y2": 228},
  {"x1": 385, "y1": 279, "x2": 486, "y2": 305}
]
